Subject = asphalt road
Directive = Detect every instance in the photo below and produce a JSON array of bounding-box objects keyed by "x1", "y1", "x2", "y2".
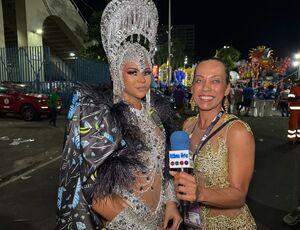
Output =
[
  {"x1": 0, "y1": 111, "x2": 299, "y2": 230},
  {"x1": 0, "y1": 114, "x2": 65, "y2": 181}
]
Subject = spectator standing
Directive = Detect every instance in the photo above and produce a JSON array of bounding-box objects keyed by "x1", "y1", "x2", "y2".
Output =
[
  {"x1": 279, "y1": 86, "x2": 290, "y2": 117},
  {"x1": 164, "y1": 86, "x2": 172, "y2": 96},
  {"x1": 253, "y1": 86, "x2": 265, "y2": 117},
  {"x1": 243, "y1": 82, "x2": 254, "y2": 116},
  {"x1": 173, "y1": 85, "x2": 185, "y2": 114},
  {"x1": 264, "y1": 85, "x2": 275, "y2": 116},
  {"x1": 184, "y1": 86, "x2": 192, "y2": 110},
  {"x1": 228, "y1": 84, "x2": 235, "y2": 113},
  {"x1": 287, "y1": 80, "x2": 300, "y2": 144},
  {"x1": 233, "y1": 84, "x2": 243, "y2": 115},
  {"x1": 48, "y1": 87, "x2": 60, "y2": 127}
]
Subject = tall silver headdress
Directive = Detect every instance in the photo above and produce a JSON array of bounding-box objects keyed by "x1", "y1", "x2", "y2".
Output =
[{"x1": 101, "y1": 0, "x2": 158, "y2": 105}]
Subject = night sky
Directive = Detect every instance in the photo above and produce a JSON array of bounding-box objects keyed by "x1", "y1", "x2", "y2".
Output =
[{"x1": 74, "y1": 0, "x2": 300, "y2": 61}]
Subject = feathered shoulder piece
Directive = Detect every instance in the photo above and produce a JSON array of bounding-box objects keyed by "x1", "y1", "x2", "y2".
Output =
[
  {"x1": 73, "y1": 82, "x2": 114, "y2": 108},
  {"x1": 66, "y1": 83, "x2": 146, "y2": 200},
  {"x1": 150, "y1": 89, "x2": 178, "y2": 138}
]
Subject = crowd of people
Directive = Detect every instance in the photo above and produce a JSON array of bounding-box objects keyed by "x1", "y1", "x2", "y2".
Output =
[
  {"x1": 161, "y1": 81, "x2": 292, "y2": 119},
  {"x1": 229, "y1": 83, "x2": 290, "y2": 118}
]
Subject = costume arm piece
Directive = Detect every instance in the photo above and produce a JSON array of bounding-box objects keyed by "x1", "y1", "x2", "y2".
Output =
[{"x1": 198, "y1": 120, "x2": 255, "y2": 208}]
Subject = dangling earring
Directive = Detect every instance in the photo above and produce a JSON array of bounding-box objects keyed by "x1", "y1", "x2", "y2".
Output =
[
  {"x1": 146, "y1": 89, "x2": 151, "y2": 111},
  {"x1": 223, "y1": 96, "x2": 230, "y2": 113},
  {"x1": 190, "y1": 96, "x2": 196, "y2": 111}
]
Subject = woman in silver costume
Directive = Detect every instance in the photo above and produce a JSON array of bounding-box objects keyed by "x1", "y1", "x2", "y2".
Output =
[{"x1": 55, "y1": 0, "x2": 182, "y2": 229}]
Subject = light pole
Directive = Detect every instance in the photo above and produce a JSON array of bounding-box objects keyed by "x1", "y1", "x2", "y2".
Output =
[
  {"x1": 294, "y1": 53, "x2": 300, "y2": 80},
  {"x1": 167, "y1": 0, "x2": 172, "y2": 85}
]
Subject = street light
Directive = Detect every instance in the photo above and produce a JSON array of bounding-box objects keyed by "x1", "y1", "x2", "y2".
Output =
[
  {"x1": 293, "y1": 53, "x2": 300, "y2": 80},
  {"x1": 36, "y1": 29, "x2": 43, "y2": 35},
  {"x1": 184, "y1": 56, "x2": 188, "y2": 66}
]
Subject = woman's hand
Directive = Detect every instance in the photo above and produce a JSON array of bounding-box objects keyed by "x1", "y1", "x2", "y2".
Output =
[
  {"x1": 162, "y1": 201, "x2": 182, "y2": 230},
  {"x1": 169, "y1": 171, "x2": 203, "y2": 202}
]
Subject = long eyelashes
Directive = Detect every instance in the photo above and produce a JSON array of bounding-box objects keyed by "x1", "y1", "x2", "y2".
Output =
[
  {"x1": 127, "y1": 70, "x2": 151, "y2": 76},
  {"x1": 127, "y1": 71, "x2": 138, "y2": 76}
]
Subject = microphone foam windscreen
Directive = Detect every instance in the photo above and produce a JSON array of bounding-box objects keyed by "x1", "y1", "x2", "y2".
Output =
[{"x1": 170, "y1": 131, "x2": 189, "y2": 150}]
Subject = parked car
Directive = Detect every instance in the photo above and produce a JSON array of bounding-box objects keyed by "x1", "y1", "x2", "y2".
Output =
[{"x1": 0, "y1": 82, "x2": 62, "y2": 121}]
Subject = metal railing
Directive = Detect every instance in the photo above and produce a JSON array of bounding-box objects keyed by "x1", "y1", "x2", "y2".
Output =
[
  {"x1": 0, "y1": 46, "x2": 110, "y2": 107},
  {"x1": 69, "y1": 0, "x2": 89, "y2": 25}
]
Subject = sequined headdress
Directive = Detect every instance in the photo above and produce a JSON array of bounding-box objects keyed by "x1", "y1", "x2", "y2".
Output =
[{"x1": 101, "y1": 0, "x2": 158, "y2": 105}]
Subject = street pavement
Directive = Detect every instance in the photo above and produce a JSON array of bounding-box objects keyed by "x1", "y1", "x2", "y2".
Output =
[
  {"x1": 0, "y1": 110, "x2": 299, "y2": 230},
  {"x1": 0, "y1": 114, "x2": 65, "y2": 182}
]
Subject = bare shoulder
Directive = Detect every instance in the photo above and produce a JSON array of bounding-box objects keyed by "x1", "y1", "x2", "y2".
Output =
[
  {"x1": 226, "y1": 119, "x2": 254, "y2": 149},
  {"x1": 227, "y1": 119, "x2": 253, "y2": 136}
]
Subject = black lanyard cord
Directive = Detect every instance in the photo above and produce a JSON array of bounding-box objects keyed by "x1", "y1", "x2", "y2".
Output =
[{"x1": 192, "y1": 109, "x2": 224, "y2": 162}]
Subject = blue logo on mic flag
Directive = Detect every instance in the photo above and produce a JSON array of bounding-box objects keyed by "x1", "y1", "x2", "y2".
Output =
[{"x1": 169, "y1": 150, "x2": 190, "y2": 169}]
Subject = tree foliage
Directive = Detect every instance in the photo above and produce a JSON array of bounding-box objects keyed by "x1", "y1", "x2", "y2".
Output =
[
  {"x1": 215, "y1": 46, "x2": 241, "y2": 70},
  {"x1": 79, "y1": 11, "x2": 107, "y2": 62}
]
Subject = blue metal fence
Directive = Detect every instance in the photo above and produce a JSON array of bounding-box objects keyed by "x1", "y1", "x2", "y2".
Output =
[{"x1": 0, "y1": 46, "x2": 111, "y2": 108}]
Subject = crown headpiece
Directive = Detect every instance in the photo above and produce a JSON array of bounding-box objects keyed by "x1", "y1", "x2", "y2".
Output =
[{"x1": 101, "y1": 0, "x2": 158, "y2": 104}]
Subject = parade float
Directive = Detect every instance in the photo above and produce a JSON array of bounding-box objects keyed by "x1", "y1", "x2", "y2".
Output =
[
  {"x1": 237, "y1": 45, "x2": 291, "y2": 87},
  {"x1": 156, "y1": 63, "x2": 169, "y2": 88},
  {"x1": 173, "y1": 67, "x2": 194, "y2": 87},
  {"x1": 156, "y1": 63, "x2": 195, "y2": 89}
]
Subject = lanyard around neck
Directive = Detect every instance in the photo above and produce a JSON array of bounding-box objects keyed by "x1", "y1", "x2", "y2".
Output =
[{"x1": 192, "y1": 109, "x2": 224, "y2": 162}]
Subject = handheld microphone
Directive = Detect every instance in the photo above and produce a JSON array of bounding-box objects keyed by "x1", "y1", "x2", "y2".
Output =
[
  {"x1": 169, "y1": 131, "x2": 193, "y2": 214},
  {"x1": 169, "y1": 131, "x2": 191, "y2": 170}
]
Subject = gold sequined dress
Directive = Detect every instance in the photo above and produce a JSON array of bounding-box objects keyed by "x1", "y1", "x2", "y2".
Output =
[{"x1": 184, "y1": 114, "x2": 256, "y2": 230}]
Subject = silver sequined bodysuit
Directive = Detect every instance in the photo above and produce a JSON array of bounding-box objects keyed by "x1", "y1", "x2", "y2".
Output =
[{"x1": 106, "y1": 105, "x2": 177, "y2": 229}]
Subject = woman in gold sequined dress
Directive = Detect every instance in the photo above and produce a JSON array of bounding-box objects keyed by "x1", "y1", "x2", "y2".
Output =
[{"x1": 170, "y1": 58, "x2": 256, "y2": 229}]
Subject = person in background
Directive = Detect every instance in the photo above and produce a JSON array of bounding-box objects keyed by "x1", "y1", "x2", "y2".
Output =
[
  {"x1": 170, "y1": 58, "x2": 256, "y2": 229},
  {"x1": 253, "y1": 86, "x2": 265, "y2": 118},
  {"x1": 164, "y1": 86, "x2": 172, "y2": 96},
  {"x1": 48, "y1": 87, "x2": 60, "y2": 127},
  {"x1": 243, "y1": 82, "x2": 254, "y2": 116},
  {"x1": 279, "y1": 85, "x2": 289, "y2": 117},
  {"x1": 228, "y1": 84, "x2": 235, "y2": 114},
  {"x1": 264, "y1": 85, "x2": 275, "y2": 116},
  {"x1": 283, "y1": 82, "x2": 300, "y2": 226},
  {"x1": 287, "y1": 80, "x2": 300, "y2": 144},
  {"x1": 172, "y1": 84, "x2": 185, "y2": 114},
  {"x1": 233, "y1": 84, "x2": 243, "y2": 115},
  {"x1": 184, "y1": 86, "x2": 192, "y2": 110}
]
